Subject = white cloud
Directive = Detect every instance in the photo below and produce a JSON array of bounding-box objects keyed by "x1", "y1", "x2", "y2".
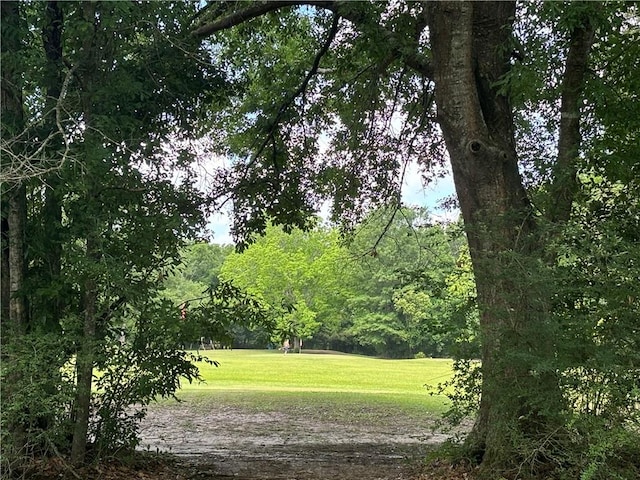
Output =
[
  {"x1": 207, "y1": 211, "x2": 233, "y2": 245},
  {"x1": 401, "y1": 161, "x2": 459, "y2": 223}
]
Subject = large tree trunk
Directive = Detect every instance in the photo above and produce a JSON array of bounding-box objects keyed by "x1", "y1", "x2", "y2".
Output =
[{"x1": 427, "y1": 2, "x2": 565, "y2": 474}]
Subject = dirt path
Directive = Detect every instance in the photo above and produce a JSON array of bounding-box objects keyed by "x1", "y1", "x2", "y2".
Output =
[{"x1": 139, "y1": 400, "x2": 452, "y2": 479}]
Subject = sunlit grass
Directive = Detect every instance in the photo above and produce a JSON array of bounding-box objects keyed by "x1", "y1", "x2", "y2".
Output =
[{"x1": 171, "y1": 349, "x2": 454, "y2": 417}]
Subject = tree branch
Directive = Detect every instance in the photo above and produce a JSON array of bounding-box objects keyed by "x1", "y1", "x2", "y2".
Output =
[
  {"x1": 321, "y1": 2, "x2": 432, "y2": 76},
  {"x1": 192, "y1": 0, "x2": 432, "y2": 77},
  {"x1": 251, "y1": 12, "x2": 340, "y2": 164},
  {"x1": 0, "y1": 63, "x2": 77, "y2": 184},
  {"x1": 549, "y1": 18, "x2": 595, "y2": 223},
  {"x1": 192, "y1": 1, "x2": 330, "y2": 37},
  {"x1": 370, "y1": 207, "x2": 396, "y2": 256}
]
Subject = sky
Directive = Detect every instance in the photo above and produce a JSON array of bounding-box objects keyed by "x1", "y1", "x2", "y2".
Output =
[
  {"x1": 206, "y1": 160, "x2": 458, "y2": 245},
  {"x1": 399, "y1": 160, "x2": 458, "y2": 222}
]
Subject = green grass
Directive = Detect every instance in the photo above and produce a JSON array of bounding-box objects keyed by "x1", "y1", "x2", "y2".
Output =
[{"x1": 173, "y1": 349, "x2": 454, "y2": 418}]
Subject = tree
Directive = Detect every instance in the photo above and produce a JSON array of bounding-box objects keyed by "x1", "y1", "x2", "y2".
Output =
[
  {"x1": 220, "y1": 222, "x2": 350, "y2": 349},
  {"x1": 344, "y1": 206, "x2": 465, "y2": 358},
  {"x1": 161, "y1": 243, "x2": 274, "y2": 349},
  {"x1": 1, "y1": 0, "x2": 227, "y2": 469},
  {"x1": 163, "y1": 243, "x2": 234, "y2": 306},
  {"x1": 191, "y1": 2, "x2": 639, "y2": 477},
  {"x1": 204, "y1": 207, "x2": 472, "y2": 357},
  {"x1": 1, "y1": 0, "x2": 29, "y2": 458}
]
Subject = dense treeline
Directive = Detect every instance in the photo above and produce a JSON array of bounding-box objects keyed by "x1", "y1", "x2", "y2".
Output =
[{"x1": 164, "y1": 207, "x2": 478, "y2": 359}]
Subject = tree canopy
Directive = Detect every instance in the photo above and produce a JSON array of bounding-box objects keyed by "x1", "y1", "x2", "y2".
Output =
[{"x1": 210, "y1": 209, "x2": 475, "y2": 358}]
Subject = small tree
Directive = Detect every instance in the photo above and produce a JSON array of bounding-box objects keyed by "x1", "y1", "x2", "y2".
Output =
[{"x1": 220, "y1": 223, "x2": 346, "y2": 347}]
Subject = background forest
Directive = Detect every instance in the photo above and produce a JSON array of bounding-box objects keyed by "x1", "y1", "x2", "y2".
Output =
[
  {"x1": 2, "y1": 1, "x2": 639, "y2": 479},
  {"x1": 163, "y1": 208, "x2": 477, "y2": 359}
]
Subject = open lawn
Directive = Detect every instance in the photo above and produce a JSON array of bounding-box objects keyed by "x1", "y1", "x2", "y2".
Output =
[{"x1": 174, "y1": 349, "x2": 454, "y2": 417}]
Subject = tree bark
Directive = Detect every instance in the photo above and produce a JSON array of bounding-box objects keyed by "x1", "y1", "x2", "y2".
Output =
[
  {"x1": 1, "y1": 0, "x2": 29, "y2": 458},
  {"x1": 70, "y1": 2, "x2": 102, "y2": 463},
  {"x1": 70, "y1": 233, "x2": 99, "y2": 463},
  {"x1": 549, "y1": 17, "x2": 595, "y2": 223},
  {"x1": 7, "y1": 187, "x2": 27, "y2": 334},
  {"x1": 4, "y1": 185, "x2": 28, "y2": 457},
  {"x1": 1, "y1": 1, "x2": 28, "y2": 333},
  {"x1": 1, "y1": 214, "x2": 9, "y2": 325},
  {"x1": 427, "y1": 1, "x2": 564, "y2": 474}
]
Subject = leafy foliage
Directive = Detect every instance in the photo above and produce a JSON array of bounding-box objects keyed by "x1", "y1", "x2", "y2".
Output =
[
  {"x1": 162, "y1": 243, "x2": 234, "y2": 305},
  {"x1": 172, "y1": 207, "x2": 476, "y2": 358},
  {"x1": 204, "y1": 3, "x2": 446, "y2": 247},
  {"x1": 1, "y1": 0, "x2": 244, "y2": 470},
  {"x1": 220, "y1": 222, "x2": 351, "y2": 347},
  {"x1": 344, "y1": 207, "x2": 475, "y2": 358}
]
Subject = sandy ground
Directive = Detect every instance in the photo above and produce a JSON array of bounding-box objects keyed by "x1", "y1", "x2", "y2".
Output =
[{"x1": 138, "y1": 400, "x2": 453, "y2": 479}]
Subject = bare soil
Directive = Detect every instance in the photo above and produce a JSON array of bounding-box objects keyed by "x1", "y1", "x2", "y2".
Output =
[{"x1": 138, "y1": 399, "x2": 454, "y2": 479}]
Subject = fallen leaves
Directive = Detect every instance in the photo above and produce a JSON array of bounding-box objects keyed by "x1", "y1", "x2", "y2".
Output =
[
  {"x1": 20, "y1": 454, "x2": 478, "y2": 480},
  {"x1": 23, "y1": 453, "x2": 188, "y2": 480}
]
